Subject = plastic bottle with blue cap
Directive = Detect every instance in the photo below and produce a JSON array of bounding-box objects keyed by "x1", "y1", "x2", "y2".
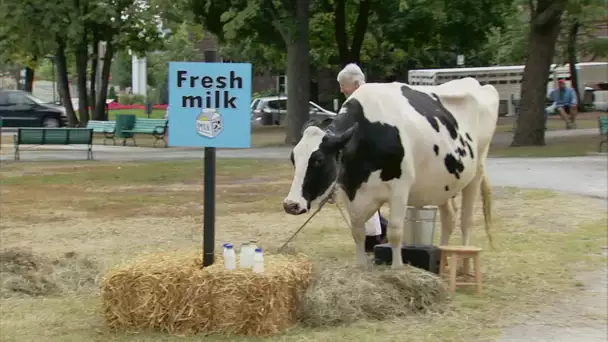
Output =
[
  {"x1": 252, "y1": 247, "x2": 264, "y2": 274},
  {"x1": 223, "y1": 243, "x2": 236, "y2": 270}
]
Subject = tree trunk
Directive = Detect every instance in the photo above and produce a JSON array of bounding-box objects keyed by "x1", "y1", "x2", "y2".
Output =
[
  {"x1": 93, "y1": 43, "x2": 114, "y2": 121},
  {"x1": 76, "y1": 37, "x2": 90, "y2": 127},
  {"x1": 333, "y1": 0, "x2": 371, "y2": 67},
  {"x1": 567, "y1": 21, "x2": 581, "y2": 105},
  {"x1": 348, "y1": 0, "x2": 371, "y2": 65},
  {"x1": 55, "y1": 39, "x2": 79, "y2": 127},
  {"x1": 333, "y1": 0, "x2": 349, "y2": 66},
  {"x1": 23, "y1": 64, "x2": 35, "y2": 93},
  {"x1": 89, "y1": 36, "x2": 100, "y2": 115},
  {"x1": 284, "y1": 0, "x2": 310, "y2": 145},
  {"x1": 511, "y1": 1, "x2": 566, "y2": 147}
]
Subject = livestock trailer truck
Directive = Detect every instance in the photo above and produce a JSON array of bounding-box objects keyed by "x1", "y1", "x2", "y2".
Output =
[{"x1": 408, "y1": 62, "x2": 608, "y2": 116}]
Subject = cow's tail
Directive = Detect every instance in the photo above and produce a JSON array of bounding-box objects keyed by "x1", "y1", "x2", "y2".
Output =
[{"x1": 480, "y1": 171, "x2": 495, "y2": 250}]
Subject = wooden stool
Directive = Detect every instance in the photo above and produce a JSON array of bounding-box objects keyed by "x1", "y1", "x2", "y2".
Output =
[{"x1": 438, "y1": 245, "x2": 483, "y2": 294}]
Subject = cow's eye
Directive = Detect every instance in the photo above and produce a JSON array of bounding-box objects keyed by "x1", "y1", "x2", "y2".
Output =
[{"x1": 311, "y1": 153, "x2": 324, "y2": 167}]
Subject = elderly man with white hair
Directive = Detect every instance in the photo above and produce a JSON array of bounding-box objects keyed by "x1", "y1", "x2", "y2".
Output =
[
  {"x1": 337, "y1": 63, "x2": 366, "y2": 97},
  {"x1": 334, "y1": 63, "x2": 388, "y2": 253}
]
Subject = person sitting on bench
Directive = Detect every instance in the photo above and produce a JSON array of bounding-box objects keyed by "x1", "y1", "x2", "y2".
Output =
[{"x1": 547, "y1": 79, "x2": 578, "y2": 129}]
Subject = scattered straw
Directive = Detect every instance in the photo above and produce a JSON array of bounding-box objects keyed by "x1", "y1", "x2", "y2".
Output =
[
  {"x1": 101, "y1": 251, "x2": 313, "y2": 337},
  {"x1": 0, "y1": 247, "x2": 99, "y2": 298},
  {"x1": 297, "y1": 263, "x2": 448, "y2": 327}
]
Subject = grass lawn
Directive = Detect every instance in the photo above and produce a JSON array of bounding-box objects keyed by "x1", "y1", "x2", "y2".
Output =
[
  {"x1": 494, "y1": 113, "x2": 601, "y2": 133},
  {"x1": 489, "y1": 135, "x2": 603, "y2": 157},
  {"x1": 0, "y1": 160, "x2": 606, "y2": 342}
]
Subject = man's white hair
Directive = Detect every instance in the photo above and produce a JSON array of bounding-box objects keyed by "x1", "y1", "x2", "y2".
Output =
[{"x1": 337, "y1": 63, "x2": 366, "y2": 87}]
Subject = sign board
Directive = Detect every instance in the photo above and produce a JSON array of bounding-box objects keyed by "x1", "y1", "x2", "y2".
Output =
[
  {"x1": 457, "y1": 55, "x2": 465, "y2": 66},
  {"x1": 168, "y1": 62, "x2": 252, "y2": 148}
]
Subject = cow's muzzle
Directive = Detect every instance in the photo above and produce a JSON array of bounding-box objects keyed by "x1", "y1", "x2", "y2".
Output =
[{"x1": 282, "y1": 200, "x2": 308, "y2": 215}]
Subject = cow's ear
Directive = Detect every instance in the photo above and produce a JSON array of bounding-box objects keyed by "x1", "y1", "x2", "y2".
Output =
[
  {"x1": 320, "y1": 123, "x2": 358, "y2": 154},
  {"x1": 301, "y1": 118, "x2": 321, "y2": 135}
]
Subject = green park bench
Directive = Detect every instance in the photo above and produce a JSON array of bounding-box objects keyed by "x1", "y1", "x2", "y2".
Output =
[
  {"x1": 13, "y1": 128, "x2": 94, "y2": 161},
  {"x1": 599, "y1": 115, "x2": 608, "y2": 152},
  {"x1": 86, "y1": 120, "x2": 117, "y2": 145},
  {"x1": 121, "y1": 118, "x2": 168, "y2": 147}
]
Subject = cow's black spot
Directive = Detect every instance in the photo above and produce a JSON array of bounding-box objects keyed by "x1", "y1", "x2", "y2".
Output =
[
  {"x1": 433, "y1": 144, "x2": 439, "y2": 155},
  {"x1": 427, "y1": 117, "x2": 440, "y2": 133},
  {"x1": 456, "y1": 147, "x2": 467, "y2": 157},
  {"x1": 289, "y1": 151, "x2": 294, "y2": 166},
  {"x1": 444, "y1": 153, "x2": 464, "y2": 180},
  {"x1": 465, "y1": 141, "x2": 475, "y2": 159},
  {"x1": 400, "y1": 86, "x2": 459, "y2": 139},
  {"x1": 465, "y1": 133, "x2": 472, "y2": 141},
  {"x1": 305, "y1": 98, "x2": 404, "y2": 202},
  {"x1": 444, "y1": 185, "x2": 449, "y2": 191},
  {"x1": 459, "y1": 136, "x2": 465, "y2": 146}
]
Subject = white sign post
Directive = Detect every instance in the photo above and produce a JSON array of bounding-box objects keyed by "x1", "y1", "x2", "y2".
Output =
[{"x1": 457, "y1": 55, "x2": 465, "y2": 67}]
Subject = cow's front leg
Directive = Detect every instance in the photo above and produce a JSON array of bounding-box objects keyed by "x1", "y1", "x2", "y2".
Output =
[
  {"x1": 349, "y1": 218, "x2": 368, "y2": 267},
  {"x1": 388, "y1": 188, "x2": 409, "y2": 269}
]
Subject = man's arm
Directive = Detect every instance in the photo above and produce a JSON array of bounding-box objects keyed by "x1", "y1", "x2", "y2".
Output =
[{"x1": 568, "y1": 88, "x2": 578, "y2": 105}]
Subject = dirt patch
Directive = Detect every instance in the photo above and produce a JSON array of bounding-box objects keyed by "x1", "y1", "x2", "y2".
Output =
[{"x1": 0, "y1": 247, "x2": 100, "y2": 298}]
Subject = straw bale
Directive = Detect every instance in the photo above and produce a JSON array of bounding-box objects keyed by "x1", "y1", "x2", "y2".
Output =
[
  {"x1": 101, "y1": 251, "x2": 312, "y2": 337},
  {"x1": 297, "y1": 263, "x2": 448, "y2": 327}
]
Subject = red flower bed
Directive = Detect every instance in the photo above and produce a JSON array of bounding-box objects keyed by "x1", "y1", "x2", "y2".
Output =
[{"x1": 106, "y1": 102, "x2": 168, "y2": 110}]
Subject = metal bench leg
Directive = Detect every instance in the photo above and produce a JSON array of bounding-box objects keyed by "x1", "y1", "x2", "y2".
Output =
[
  {"x1": 153, "y1": 136, "x2": 168, "y2": 148},
  {"x1": 122, "y1": 136, "x2": 136, "y2": 146},
  {"x1": 87, "y1": 144, "x2": 93, "y2": 160},
  {"x1": 104, "y1": 133, "x2": 116, "y2": 146},
  {"x1": 600, "y1": 139, "x2": 608, "y2": 153},
  {"x1": 14, "y1": 143, "x2": 19, "y2": 161}
]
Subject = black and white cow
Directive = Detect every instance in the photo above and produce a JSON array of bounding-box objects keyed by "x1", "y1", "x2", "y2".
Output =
[{"x1": 283, "y1": 78, "x2": 497, "y2": 268}]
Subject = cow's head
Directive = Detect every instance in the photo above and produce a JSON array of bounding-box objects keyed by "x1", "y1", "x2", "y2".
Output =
[{"x1": 283, "y1": 122, "x2": 358, "y2": 215}]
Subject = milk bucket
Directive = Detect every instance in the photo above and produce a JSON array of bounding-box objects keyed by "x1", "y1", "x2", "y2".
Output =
[{"x1": 405, "y1": 206, "x2": 438, "y2": 246}]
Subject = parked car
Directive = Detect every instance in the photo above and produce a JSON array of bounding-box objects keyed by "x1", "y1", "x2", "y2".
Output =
[
  {"x1": 250, "y1": 96, "x2": 337, "y2": 126},
  {"x1": 0, "y1": 89, "x2": 68, "y2": 127}
]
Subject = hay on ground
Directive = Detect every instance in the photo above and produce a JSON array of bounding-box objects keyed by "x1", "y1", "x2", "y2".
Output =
[
  {"x1": 101, "y1": 251, "x2": 313, "y2": 337},
  {"x1": 0, "y1": 247, "x2": 99, "y2": 298},
  {"x1": 297, "y1": 263, "x2": 448, "y2": 327}
]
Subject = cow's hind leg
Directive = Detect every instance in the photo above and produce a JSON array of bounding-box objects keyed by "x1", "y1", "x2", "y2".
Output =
[
  {"x1": 460, "y1": 175, "x2": 483, "y2": 246},
  {"x1": 458, "y1": 172, "x2": 483, "y2": 274},
  {"x1": 387, "y1": 185, "x2": 410, "y2": 269}
]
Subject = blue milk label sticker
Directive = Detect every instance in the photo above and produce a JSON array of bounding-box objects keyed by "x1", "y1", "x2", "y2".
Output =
[{"x1": 196, "y1": 108, "x2": 223, "y2": 138}]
